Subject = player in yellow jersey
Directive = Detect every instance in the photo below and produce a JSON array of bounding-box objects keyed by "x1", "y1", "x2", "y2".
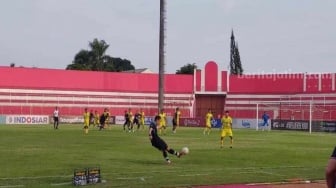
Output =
[
  {"x1": 220, "y1": 111, "x2": 233, "y2": 148},
  {"x1": 172, "y1": 107, "x2": 181, "y2": 133},
  {"x1": 139, "y1": 109, "x2": 145, "y2": 131},
  {"x1": 159, "y1": 109, "x2": 167, "y2": 135},
  {"x1": 93, "y1": 110, "x2": 100, "y2": 127},
  {"x1": 203, "y1": 109, "x2": 213, "y2": 135},
  {"x1": 83, "y1": 108, "x2": 90, "y2": 134}
]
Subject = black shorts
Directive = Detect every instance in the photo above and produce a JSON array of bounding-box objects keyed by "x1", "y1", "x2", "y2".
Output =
[
  {"x1": 172, "y1": 119, "x2": 177, "y2": 126},
  {"x1": 54, "y1": 117, "x2": 59, "y2": 122},
  {"x1": 151, "y1": 138, "x2": 167, "y2": 151},
  {"x1": 84, "y1": 125, "x2": 88, "y2": 129}
]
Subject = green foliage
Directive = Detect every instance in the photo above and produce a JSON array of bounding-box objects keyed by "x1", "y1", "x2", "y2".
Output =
[
  {"x1": 0, "y1": 126, "x2": 331, "y2": 187},
  {"x1": 230, "y1": 31, "x2": 244, "y2": 75},
  {"x1": 66, "y1": 38, "x2": 135, "y2": 72},
  {"x1": 176, "y1": 63, "x2": 197, "y2": 74}
]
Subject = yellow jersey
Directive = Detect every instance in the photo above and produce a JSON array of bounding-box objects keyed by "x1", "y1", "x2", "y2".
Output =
[
  {"x1": 221, "y1": 116, "x2": 232, "y2": 129},
  {"x1": 140, "y1": 112, "x2": 145, "y2": 122},
  {"x1": 176, "y1": 111, "x2": 181, "y2": 122},
  {"x1": 205, "y1": 112, "x2": 213, "y2": 127},
  {"x1": 129, "y1": 112, "x2": 133, "y2": 121},
  {"x1": 83, "y1": 112, "x2": 90, "y2": 125},
  {"x1": 94, "y1": 113, "x2": 99, "y2": 124},
  {"x1": 159, "y1": 112, "x2": 166, "y2": 126}
]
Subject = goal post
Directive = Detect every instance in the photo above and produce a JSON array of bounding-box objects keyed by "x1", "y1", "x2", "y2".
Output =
[{"x1": 255, "y1": 100, "x2": 336, "y2": 134}]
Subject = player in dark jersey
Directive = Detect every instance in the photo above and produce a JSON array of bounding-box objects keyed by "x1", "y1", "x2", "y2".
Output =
[
  {"x1": 99, "y1": 108, "x2": 108, "y2": 131},
  {"x1": 149, "y1": 115, "x2": 185, "y2": 164},
  {"x1": 172, "y1": 107, "x2": 181, "y2": 133},
  {"x1": 326, "y1": 146, "x2": 336, "y2": 188},
  {"x1": 133, "y1": 111, "x2": 141, "y2": 131},
  {"x1": 89, "y1": 110, "x2": 94, "y2": 127},
  {"x1": 123, "y1": 110, "x2": 130, "y2": 132}
]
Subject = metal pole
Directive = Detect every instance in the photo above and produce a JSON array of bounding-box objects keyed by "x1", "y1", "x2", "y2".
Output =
[
  {"x1": 309, "y1": 100, "x2": 312, "y2": 134},
  {"x1": 256, "y1": 103, "x2": 259, "y2": 131},
  {"x1": 158, "y1": 0, "x2": 166, "y2": 114}
]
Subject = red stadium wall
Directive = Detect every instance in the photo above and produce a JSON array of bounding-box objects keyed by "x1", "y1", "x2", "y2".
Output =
[
  {"x1": 0, "y1": 67, "x2": 194, "y2": 117},
  {"x1": 229, "y1": 74, "x2": 304, "y2": 94},
  {"x1": 1, "y1": 62, "x2": 336, "y2": 121},
  {"x1": 0, "y1": 67, "x2": 193, "y2": 93}
]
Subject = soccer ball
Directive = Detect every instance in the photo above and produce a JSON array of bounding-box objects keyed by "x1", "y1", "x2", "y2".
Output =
[{"x1": 181, "y1": 147, "x2": 189, "y2": 155}]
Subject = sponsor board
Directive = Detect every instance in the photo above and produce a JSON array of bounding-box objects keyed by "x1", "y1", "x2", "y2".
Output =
[
  {"x1": 6, "y1": 115, "x2": 49, "y2": 124},
  {"x1": 232, "y1": 119, "x2": 263, "y2": 129},
  {"x1": 115, "y1": 116, "x2": 159, "y2": 126},
  {"x1": 180, "y1": 118, "x2": 203, "y2": 127},
  {"x1": 0, "y1": 116, "x2": 6, "y2": 124},
  {"x1": 50, "y1": 116, "x2": 115, "y2": 124},
  {"x1": 145, "y1": 117, "x2": 154, "y2": 125},
  {"x1": 115, "y1": 116, "x2": 125, "y2": 125},
  {"x1": 317, "y1": 121, "x2": 336, "y2": 132},
  {"x1": 271, "y1": 120, "x2": 309, "y2": 131}
]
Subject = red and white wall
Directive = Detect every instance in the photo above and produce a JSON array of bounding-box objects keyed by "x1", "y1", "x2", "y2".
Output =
[{"x1": 1, "y1": 62, "x2": 336, "y2": 120}]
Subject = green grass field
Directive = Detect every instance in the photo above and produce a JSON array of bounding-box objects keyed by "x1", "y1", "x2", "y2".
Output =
[{"x1": 0, "y1": 125, "x2": 334, "y2": 188}]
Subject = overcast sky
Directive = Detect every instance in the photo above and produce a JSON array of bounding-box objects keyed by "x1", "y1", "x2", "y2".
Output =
[{"x1": 0, "y1": 0, "x2": 335, "y2": 74}]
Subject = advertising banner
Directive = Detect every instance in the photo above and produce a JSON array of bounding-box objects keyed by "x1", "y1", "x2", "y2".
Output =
[
  {"x1": 115, "y1": 116, "x2": 125, "y2": 125},
  {"x1": 145, "y1": 117, "x2": 154, "y2": 125},
  {"x1": 311, "y1": 121, "x2": 336, "y2": 132},
  {"x1": 232, "y1": 119, "x2": 264, "y2": 129},
  {"x1": 180, "y1": 118, "x2": 203, "y2": 127},
  {"x1": 271, "y1": 120, "x2": 309, "y2": 131},
  {"x1": 6, "y1": 115, "x2": 49, "y2": 124},
  {"x1": 0, "y1": 116, "x2": 6, "y2": 124}
]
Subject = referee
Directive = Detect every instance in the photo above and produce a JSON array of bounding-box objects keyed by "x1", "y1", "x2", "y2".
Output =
[
  {"x1": 149, "y1": 115, "x2": 184, "y2": 164},
  {"x1": 53, "y1": 107, "x2": 59, "y2": 129}
]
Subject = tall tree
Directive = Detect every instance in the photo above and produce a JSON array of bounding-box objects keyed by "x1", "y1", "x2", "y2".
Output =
[
  {"x1": 234, "y1": 43, "x2": 243, "y2": 75},
  {"x1": 176, "y1": 63, "x2": 197, "y2": 74},
  {"x1": 66, "y1": 38, "x2": 135, "y2": 72},
  {"x1": 229, "y1": 30, "x2": 244, "y2": 75},
  {"x1": 89, "y1": 39, "x2": 109, "y2": 71}
]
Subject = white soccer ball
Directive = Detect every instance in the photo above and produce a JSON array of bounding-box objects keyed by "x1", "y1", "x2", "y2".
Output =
[{"x1": 181, "y1": 147, "x2": 189, "y2": 154}]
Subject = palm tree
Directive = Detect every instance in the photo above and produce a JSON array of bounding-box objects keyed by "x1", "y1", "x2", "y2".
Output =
[{"x1": 89, "y1": 38, "x2": 109, "y2": 71}]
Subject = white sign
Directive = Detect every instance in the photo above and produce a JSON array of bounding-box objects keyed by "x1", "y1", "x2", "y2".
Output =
[
  {"x1": 232, "y1": 118, "x2": 263, "y2": 129},
  {"x1": 115, "y1": 116, "x2": 125, "y2": 125},
  {"x1": 6, "y1": 115, "x2": 49, "y2": 125},
  {"x1": 58, "y1": 116, "x2": 84, "y2": 124}
]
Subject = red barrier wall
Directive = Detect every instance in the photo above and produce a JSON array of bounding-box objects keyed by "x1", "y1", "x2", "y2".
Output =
[
  {"x1": 0, "y1": 67, "x2": 193, "y2": 93},
  {"x1": 229, "y1": 74, "x2": 304, "y2": 94}
]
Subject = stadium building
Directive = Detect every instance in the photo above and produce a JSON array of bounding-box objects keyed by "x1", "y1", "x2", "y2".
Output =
[{"x1": 1, "y1": 61, "x2": 336, "y2": 121}]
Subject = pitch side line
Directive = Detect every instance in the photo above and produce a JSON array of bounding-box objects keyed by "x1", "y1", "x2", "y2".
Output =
[
  {"x1": 0, "y1": 185, "x2": 24, "y2": 188},
  {"x1": 0, "y1": 165, "x2": 321, "y2": 181}
]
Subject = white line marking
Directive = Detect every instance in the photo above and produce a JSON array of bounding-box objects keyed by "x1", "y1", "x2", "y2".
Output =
[
  {"x1": 0, "y1": 175, "x2": 71, "y2": 180},
  {"x1": 178, "y1": 174, "x2": 209, "y2": 177},
  {"x1": 50, "y1": 182, "x2": 72, "y2": 186},
  {"x1": 0, "y1": 185, "x2": 24, "y2": 188},
  {"x1": 116, "y1": 176, "x2": 152, "y2": 180},
  {"x1": 0, "y1": 165, "x2": 318, "y2": 181}
]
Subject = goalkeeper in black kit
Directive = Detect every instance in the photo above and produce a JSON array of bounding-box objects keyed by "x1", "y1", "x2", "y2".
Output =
[{"x1": 149, "y1": 115, "x2": 185, "y2": 164}]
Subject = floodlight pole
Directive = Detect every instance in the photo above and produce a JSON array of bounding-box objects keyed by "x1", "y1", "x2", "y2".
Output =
[
  {"x1": 158, "y1": 0, "x2": 166, "y2": 113},
  {"x1": 309, "y1": 100, "x2": 312, "y2": 134},
  {"x1": 256, "y1": 103, "x2": 259, "y2": 131}
]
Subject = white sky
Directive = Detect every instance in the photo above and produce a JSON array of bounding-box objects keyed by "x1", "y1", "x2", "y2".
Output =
[{"x1": 0, "y1": 0, "x2": 335, "y2": 74}]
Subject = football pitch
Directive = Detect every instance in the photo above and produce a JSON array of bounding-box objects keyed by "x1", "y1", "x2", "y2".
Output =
[{"x1": 0, "y1": 125, "x2": 333, "y2": 188}]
